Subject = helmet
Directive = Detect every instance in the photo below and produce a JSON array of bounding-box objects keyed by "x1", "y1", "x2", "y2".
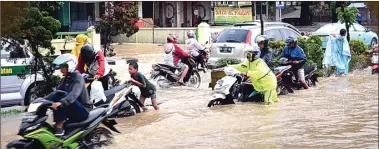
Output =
[
  {"x1": 80, "y1": 44, "x2": 97, "y2": 64},
  {"x1": 187, "y1": 30, "x2": 196, "y2": 38},
  {"x1": 53, "y1": 53, "x2": 78, "y2": 73},
  {"x1": 256, "y1": 35, "x2": 269, "y2": 48},
  {"x1": 285, "y1": 36, "x2": 297, "y2": 45},
  {"x1": 167, "y1": 33, "x2": 177, "y2": 43},
  {"x1": 245, "y1": 46, "x2": 260, "y2": 62}
]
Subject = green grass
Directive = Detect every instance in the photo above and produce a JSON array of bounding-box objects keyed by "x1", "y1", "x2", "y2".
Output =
[{"x1": 1, "y1": 109, "x2": 25, "y2": 117}]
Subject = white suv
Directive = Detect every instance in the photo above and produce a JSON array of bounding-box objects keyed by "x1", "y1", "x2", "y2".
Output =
[{"x1": 1, "y1": 42, "x2": 43, "y2": 106}]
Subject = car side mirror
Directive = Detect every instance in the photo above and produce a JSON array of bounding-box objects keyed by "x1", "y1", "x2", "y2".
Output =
[
  {"x1": 268, "y1": 37, "x2": 275, "y2": 41},
  {"x1": 366, "y1": 28, "x2": 371, "y2": 32}
]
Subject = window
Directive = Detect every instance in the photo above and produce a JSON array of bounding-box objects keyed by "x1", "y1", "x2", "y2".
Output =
[
  {"x1": 264, "y1": 29, "x2": 282, "y2": 41},
  {"x1": 279, "y1": 29, "x2": 299, "y2": 40},
  {"x1": 216, "y1": 29, "x2": 249, "y2": 43},
  {"x1": 353, "y1": 23, "x2": 367, "y2": 32},
  {"x1": 1, "y1": 40, "x2": 29, "y2": 59}
]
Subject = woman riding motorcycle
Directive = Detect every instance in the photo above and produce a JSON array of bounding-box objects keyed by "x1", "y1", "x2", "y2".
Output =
[
  {"x1": 163, "y1": 34, "x2": 191, "y2": 85},
  {"x1": 186, "y1": 30, "x2": 206, "y2": 69},
  {"x1": 76, "y1": 43, "x2": 111, "y2": 90},
  {"x1": 231, "y1": 47, "x2": 279, "y2": 105},
  {"x1": 256, "y1": 35, "x2": 274, "y2": 71}
]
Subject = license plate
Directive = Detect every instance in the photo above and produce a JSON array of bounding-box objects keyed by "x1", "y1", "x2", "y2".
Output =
[{"x1": 219, "y1": 47, "x2": 233, "y2": 53}]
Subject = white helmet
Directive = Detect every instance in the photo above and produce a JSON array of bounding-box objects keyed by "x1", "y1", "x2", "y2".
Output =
[
  {"x1": 53, "y1": 53, "x2": 78, "y2": 73},
  {"x1": 187, "y1": 30, "x2": 196, "y2": 38}
]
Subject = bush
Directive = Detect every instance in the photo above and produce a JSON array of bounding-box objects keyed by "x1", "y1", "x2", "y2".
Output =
[
  {"x1": 215, "y1": 58, "x2": 242, "y2": 68},
  {"x1": 349, "y1": 39, "x2": 368, "y2": 55},
  {"x1": 349, "y1": 53, "x2": 371, "y2": 71},
  {"x1": 297, "y1": 35, "x2": 324, "y2": 68}
]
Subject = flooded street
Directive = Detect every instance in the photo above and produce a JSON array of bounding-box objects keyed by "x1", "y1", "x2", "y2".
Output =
[{"x1": 1, "y1": 44, "x2": 378, "y2": 149}]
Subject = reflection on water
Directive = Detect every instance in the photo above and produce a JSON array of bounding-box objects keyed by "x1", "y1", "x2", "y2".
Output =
[{"x1": 106, "y1": 69, "x2": 378, "y2": 149}]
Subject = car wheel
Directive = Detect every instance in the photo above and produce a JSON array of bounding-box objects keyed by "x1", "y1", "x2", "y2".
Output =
[
  {"x1": 371, "y1": 38, "x2": 377, "y2": 48},
  {"x1": 24, "y1": 84, "x2": 38, "y2": 106}
]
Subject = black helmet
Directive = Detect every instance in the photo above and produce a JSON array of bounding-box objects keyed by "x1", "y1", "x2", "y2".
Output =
[
  {"x1": 256, "y1": 35, "x2": 269, "y2": 48},
  {"x1": 80, "y1": 44, "x2": 97, "y2": 64},
  {"x1": 246, "y1": 46, "x2": 260, "y2": 62},
  {"x1": 285, "y1": 36, "x2": 297, "y2": 45}
]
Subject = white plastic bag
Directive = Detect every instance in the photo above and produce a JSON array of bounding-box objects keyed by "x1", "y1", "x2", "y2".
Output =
[{"x1": 90, "y1": 81, "x2": 107, "y2": 104}]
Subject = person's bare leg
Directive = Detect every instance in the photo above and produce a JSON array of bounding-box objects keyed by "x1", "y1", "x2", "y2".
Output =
[
  {"x1": 301, "y1": 80, "x2": 309, "y2": 89},
  {"x1": 179, "y1": 67, "x2": 188, "y2": 84},
  {"x1": 139, "y1": 96, "x2": 148, "y2": 112},
  {"x1": 151, "y1": 98, "x2": 159, "y2": 110}
]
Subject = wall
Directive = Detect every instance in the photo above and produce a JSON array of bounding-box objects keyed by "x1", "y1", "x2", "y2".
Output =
[{"x1": 113, "y1": 25, "x2": 229, "y2": 44}]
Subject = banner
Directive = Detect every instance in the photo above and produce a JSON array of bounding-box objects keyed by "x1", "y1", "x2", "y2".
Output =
[{"x1": 214, "y1": 7, "x2": 253, "y2": 24}]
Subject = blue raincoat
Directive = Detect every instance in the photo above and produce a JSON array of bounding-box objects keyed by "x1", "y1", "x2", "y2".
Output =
[{"x1": 323, "y1": 36, "x2": 351, "y2": 75}]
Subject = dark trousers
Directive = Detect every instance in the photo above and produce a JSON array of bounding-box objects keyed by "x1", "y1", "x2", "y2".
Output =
[
  {"x1": 50, "y1": 92, "x2": 89, "y2": 123},
  {"x1": 194, "y1": 54, "x2": 204, "y2": 68},
  {"x1": 98, "y1": 74, "x2": 109, "y2": 90}
]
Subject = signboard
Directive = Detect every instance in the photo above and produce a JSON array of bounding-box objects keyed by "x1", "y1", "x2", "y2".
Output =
[
  {"x1": 1, "y1": 66, "x2": 30, "y2": 76},
  {"x1": 214, "y1": 7, "x2": 253, "y2": 24}
]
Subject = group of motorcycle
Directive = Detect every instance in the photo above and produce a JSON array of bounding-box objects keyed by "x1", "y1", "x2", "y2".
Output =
[
  {"x1": 6, "y1": 61, "x2": 144, "y2": 149},
  {"x1": 208, "y1": 57, "x2": 319, "y2": 107}
]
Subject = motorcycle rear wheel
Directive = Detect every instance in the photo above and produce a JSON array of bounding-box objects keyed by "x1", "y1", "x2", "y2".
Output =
[
  {"x1": 84, "y1": 127, "x2": 114, "y2": 149},
  {"x1": 187, "y1": 71, "x2": 201, "y2": 88}
]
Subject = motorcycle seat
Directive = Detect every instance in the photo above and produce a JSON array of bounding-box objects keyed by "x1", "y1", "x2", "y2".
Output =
[
  {"x1": 274, "y1": 66, "x2": 291, "y2": 75},
  {"x1": 104, "y1": 84, "x2": 128, "y2": 97},
  {"x1": 157, "y1": 64, "x2": 179, "y2": 71},
  {"x1": 65, "y1": 108, "x2": 106, "y2": 128},
  {"x1": 304, "y1": 65, "x2": 316, "y2": 75}
]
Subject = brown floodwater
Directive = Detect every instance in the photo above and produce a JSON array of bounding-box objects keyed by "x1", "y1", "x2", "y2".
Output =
[{"x1": 1, "y1": 44, "x2": 378, "y2": 149}]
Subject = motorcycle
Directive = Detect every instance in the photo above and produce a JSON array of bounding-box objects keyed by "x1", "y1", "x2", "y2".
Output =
[
  {"x1": 151, "y1": 58, "x2": 201, "y2": 88},
  {"x1": 371, "y1": 46, "x2": 378, "y2": 74},
  {"x1": 277, "y1": 58, "x2": 319, "y2": 92},
  {"x1": 84, "y1": 75, "x2": 142, "y2": 118},
  {"x1": 273, "y1": 65, "x2": 295, "y2": 95},
  {"x1": 192, "y1": 41, "x2": 210, "y2": 73},
  {"x1": 207, "y1": 67, "x2": 263, "y2": 107},
  {"x1": 6, "y1": 93, "x2": 120, "y2": 149}
]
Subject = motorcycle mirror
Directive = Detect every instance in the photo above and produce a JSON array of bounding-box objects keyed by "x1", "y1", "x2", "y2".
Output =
[{"x1": 205, "y1": 41, "x2": 209, "y2": 44}]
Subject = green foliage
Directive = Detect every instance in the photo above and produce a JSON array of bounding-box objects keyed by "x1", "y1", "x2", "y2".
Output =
[
  {"x1": 336, "y1": 6, "x2": 359, "y2": 26},
  {"x1": 95, "y1": 2, "x2": 139, "y2": 56},
  {"x1": 269, "y1": 40, "x2": 286, "y2": 67},
  {"x1": 349, "y1": 53, "x2": 371, "y2": 71},
  {"x1": 215, "y1": 58, "x2": 242, "y2": 68},
  {"x1": 297, "y1": 35, "x2": 324, "y2": 68},
  {"x1": 1, "y1": 2, "x2": 62, "y2": 97},
  {"x1": 349, "y1": 39, "x2": 368, "y2": 55}
]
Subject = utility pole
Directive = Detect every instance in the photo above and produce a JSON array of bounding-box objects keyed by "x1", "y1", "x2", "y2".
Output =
[
  {"x1": 152, "y1": 1, "x2": 155, "y2": 43},
  {"x1": 260, "y1": 1, "x2": 264, "y2": 35}
]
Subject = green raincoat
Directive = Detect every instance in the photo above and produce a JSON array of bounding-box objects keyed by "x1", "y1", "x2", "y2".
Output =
[{"x1": 231, "y1": 58, "x2": 279, "y2": 104}]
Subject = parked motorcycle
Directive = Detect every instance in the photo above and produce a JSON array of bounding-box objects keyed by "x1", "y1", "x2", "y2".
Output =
[
  {"x1": 6, "y1": 94, "x2": 120, "y2": 149},
  {"x1": 371, "y1": 46, "x2": 379, "y2": 74},
  {"x1": 277, "y1": 58, "x2": 318, "y2": 92},
  {"x1": 151, "y1": 58, "x2": 201, "y2": 88},
  {"x1": 84, "y1": 75, "x2": 142, "y2": 118}
]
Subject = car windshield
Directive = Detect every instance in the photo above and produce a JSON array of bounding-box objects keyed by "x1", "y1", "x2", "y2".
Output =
[
  {"x1": 216, "y1": 29, "x2": 248, "y2": 43},
  {"x1": 316, "y1": 24, "x2": 339, "y2": 33}
]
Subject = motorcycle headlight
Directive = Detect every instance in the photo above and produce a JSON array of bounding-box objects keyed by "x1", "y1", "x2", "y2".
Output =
[
  {"x1": 215, "y1": 84, "x2": 229, "y2": 91},
  {"x1": 26, "y1": 123, "x2": 41, "y2": 131}
]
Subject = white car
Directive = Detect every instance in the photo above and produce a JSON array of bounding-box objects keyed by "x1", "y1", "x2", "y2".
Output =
[{"x1": 1, "y1": 42, "x2": 43, "y2": 106}]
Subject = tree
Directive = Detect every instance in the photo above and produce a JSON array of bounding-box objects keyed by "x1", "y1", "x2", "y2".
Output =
[
  {"x1": 95, "y1": 2, "x2": 139, "y2": 57},
  {"x1": 336, "y1": 4, "x2": 359, "y2": 42},
  {"x1": 300, "y1": 2, "x2": 312, "y2": 26},
  {"x1": 1, "y1": 2, "x2": 62, "y2": 97}
]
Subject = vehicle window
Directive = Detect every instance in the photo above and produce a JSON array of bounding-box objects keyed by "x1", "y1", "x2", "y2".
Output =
[
  {"x1": 264, "y1": 29, "x2": 282, "y2": 41},
  {"x1": 280, "y1": 28, "x2": 299, "y2": 40},
  {"x1": 1, "y1": 44, "x2": 29, "y2": 59},
  {"x1": 353, "y1": 23, "x2": 366, "y2": 32},
  {"x1": 216, "y1": 29, "x2": 249, "y2": 43},
  {"x1": 316, "y1": 24, "x2": 338, "y2": 33}
]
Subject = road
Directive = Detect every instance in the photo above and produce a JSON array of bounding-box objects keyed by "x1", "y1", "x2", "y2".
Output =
[{"x1": 1, "y1": 44, "x2": 378, "y2": 149}]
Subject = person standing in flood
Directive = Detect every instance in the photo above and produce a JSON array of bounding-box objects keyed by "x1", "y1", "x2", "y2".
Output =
[{"x1": 323, "y1": 29, "x2": 351, "y2": 77}]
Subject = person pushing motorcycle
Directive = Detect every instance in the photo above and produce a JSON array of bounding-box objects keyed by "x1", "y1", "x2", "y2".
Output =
[
  {"x1": 280, "y1": 37, "x2": 309, "y2": 89},
  {"x1": 163, "y1": 34, "x2": 191, "y2": 85},
  {"x1": 231, "y1": 47, "x2": 279, "y2": 105},
  {"x1": 76, "y1": 43, "x2": 111, "y2": 90},
  {"x1": 47, "y1": 54, "x2": 93, "y2": 136},
  {"x1": 256, "y1": 35, "x2": 274, "y2": 71}
]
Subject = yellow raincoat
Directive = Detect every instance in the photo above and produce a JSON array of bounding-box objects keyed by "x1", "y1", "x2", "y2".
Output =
[
  {"x1": 231, "y1": 58, "x2": 279, "y2": 104},
  {"x1": 72, "y1": 34, "x2": 88, "y2": 59}
]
